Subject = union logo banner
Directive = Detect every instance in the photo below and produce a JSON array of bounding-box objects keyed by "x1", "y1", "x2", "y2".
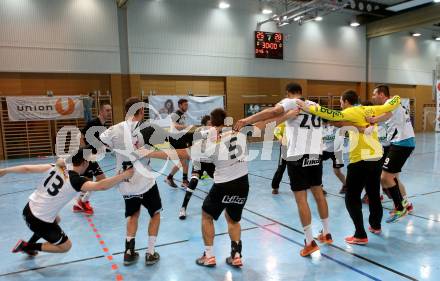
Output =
[{"x1": 6, "y1": 96, "x2": 84, "y2": 121}]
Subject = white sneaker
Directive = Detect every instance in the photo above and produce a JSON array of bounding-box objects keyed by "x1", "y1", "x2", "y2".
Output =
[{"x1": 179, "y1": 207, "x2": 187, "y2": 220}]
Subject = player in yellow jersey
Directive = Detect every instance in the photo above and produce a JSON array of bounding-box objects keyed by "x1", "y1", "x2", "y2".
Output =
[
  {"x1": 298, "y1": 90, "x2": 400, "y2": 245},
  {"x1": 271, "y1": 122, "x2": 287, "y2": 194}
]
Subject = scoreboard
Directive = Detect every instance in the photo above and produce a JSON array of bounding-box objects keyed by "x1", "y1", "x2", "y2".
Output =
[{"x1": 255, "y1": 31, "x2": 283, "y2": 60}]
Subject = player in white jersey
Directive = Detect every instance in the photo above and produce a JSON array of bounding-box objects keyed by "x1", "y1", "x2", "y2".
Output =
[
  {"x1": 368, "y1": 85, "x2": 415, "y2": 223},
  {"x1": 141, "y1": 107, "x2": 298, "y2": 267},
  {"x1": 0, "y1": 148, "x2": 133, "y2": 257},
  {"x1": 321, "y1": 119, "x2": 347, "y2": 194},
  {"x1": 100, "y1": 97, "x2": 167, "y2": 266},
  {"x1": 235, "y1": 83, "x2": 332, "y2": 257},
  {"x1": 178, "y1": 115, "x2": 216, "y2": 220}
]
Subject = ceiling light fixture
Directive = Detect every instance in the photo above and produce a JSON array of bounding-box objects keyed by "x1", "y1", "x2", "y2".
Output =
[
  {"x1": 315, "y1": 16, "x2": 323, "y2": 21},
  {"x1": 434, "y1": 36, "x2": 440, "y2": 41},
  {"x1": 219, "y1": 1, "x2": 230, "y2": 9},
  {"x1": 262, "y1": 8, "x2": 273, "y2": 14},
  {"x1": 350, "y1": 21, "x2": 360, "y2": 27},
  {"x1": 411, "y1": 32, "x2": 421, "y2": 37}
]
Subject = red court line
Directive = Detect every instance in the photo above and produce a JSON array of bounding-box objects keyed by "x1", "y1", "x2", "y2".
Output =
[{"x1": 83, "y1": 214, "x2": 124, "y2": 281}]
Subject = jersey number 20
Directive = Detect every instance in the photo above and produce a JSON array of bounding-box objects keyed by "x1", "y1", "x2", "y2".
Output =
[{"x1": 44, "y1": 171, "x2": 64, "y2": 196}]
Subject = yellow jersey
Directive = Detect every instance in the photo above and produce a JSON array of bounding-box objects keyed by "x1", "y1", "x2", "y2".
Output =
[{"x1": 308, "y1": 96, "x2": 401, "y2": 163}]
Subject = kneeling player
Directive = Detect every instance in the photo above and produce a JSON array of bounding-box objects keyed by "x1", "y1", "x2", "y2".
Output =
[{"x1": 0, "y1": 148, "x2": 133, "y2": 256}]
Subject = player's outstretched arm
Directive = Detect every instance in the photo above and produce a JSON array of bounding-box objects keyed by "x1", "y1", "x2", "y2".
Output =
[
  {"x1": 81, "y1": 168, "x2": 134, "y2": 192},
  {"x1": 368, "y1": 95, "x2": 400, "y2": 116},
  {"x1": 234, "y1": 105, "x2": 285, "y2": 131},
  {"x1": 254, "y1": 109, "x2": 300, "y2": 130},
  {"x1": 135, "y1": 147, "x2": 191, "y2": 160},
  {"x1": 0, "y1": 164, "x2": 53, "y2": 177},
  {"x1": 303, "y1": 102, "x2": 346, "y2": 122},
  {"x1": 366, "y1": 112, "x2": 392, "y2": 124}
]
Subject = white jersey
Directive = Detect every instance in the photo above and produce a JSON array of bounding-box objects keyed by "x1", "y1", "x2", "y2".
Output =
[
  {"x1": 191, "y1": 130, "x2": 248, "y2": 183},
  {"x1": 100, "y1": 120, "x2": 156, "y2": 196},
  {"x1": 29, "y1": 166, "x2": 87, "y2": 223},
  {"x1": 192, "y1": 127, "x2": 214, "y2": 164},
  {"x1": 278, "y1": 98, "x2": 323, "y2": 158},
  {"x1": 377, "y1": 122, "x2": 390, "y2": 147},
  {"x1": 385, "y1": 100, "x2": 415, "y2": 146},
  {"x1": 322, "y1": 124, "x2": 344, "y2": 152}
]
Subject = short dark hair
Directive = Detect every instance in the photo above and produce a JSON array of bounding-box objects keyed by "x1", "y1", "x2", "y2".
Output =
[
  {"x1": 374, "y1": 84, "x2": 390, "y2": 97},
  {"x1": 178, "y1": 98, "x2": 188, "y2": 106},
  {"x1": 286, "y1": 83, "x2": 302, "y2": 95},
  {"x1": 210, "y1": 108, "x2": 226, "y2": 127},
  {"x1": 341, "y1": 90, "x2": 359, "y2": 105},
  {"x1": 99, "y1": 102, "x2": 111, "y2": 110},
  {"x1": 70, "y1": 148, "x2": 88, "y2": 167},
  {"x1": 125, "y1": 97, "x2": 143, "y2": 116},
  {"x1": 201, "y1": 115, "x2": 211, "y2": 126}
]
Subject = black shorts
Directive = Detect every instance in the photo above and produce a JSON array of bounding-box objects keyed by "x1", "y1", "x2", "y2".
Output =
[
  {"x1": 322, "y1": 151, "x2": 344, "y2": 168},
  {"x1": 286, "y1": 155, "x2": 323, "y2": 191},
  {"x1": 169, "y1": 132, "x2": 193, "y2": 149},
  {"x1": 380, "y1": 146, "x2": 390, "y2": 166},
  {"x1": 202, "y1": 175, "x2": 249, "y2": 222},
  {"x1": 123, "y1": 184, "x2": 162, "y2": 218},
  {"x1": 382, "y1": 145, "x2": 414, "y2": 173},
  {"x1": 192, "y1": 162, "x2": 215, "y2": 178},
  {"x1": 83, "y1": 161, "x2": 104, "y2": 179},
  {"x1": 23, "y1": 203, "x2": 68, "y2": 245}
]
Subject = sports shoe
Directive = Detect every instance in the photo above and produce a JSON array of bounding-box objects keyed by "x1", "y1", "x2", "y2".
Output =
[
  {"x1": 272, "y1": 189, "x2": 279, "y2": 195},
  {"x1": 123, "y1": 249, "x2": 139, "y2": 266},
  {"x1": 73, "y1": 199, "x2": 84, "y2": 213},
  {"x1": 368, "y1": 226, "x2": 381, "y2": 235},
  {"x1": 344, "y1": 236, "x2": 368, "y2": 245},
  {"x1": 226, "y1": 252, "x2": 243, "y2": 268},
  {"x1": 406, "y1": 202, "x2": 414, "y2": 213},
  {"x1": 386, "y1": 208, "x2": 407, "y2": 223},
  {"x1": 181, "y1": 179, "x2": 190, "y2": 188},
  {"x1": 339, "y1": 185, "x2": 348, "y2": 194},
  {"x1": 300, "y1": 240, "x2": 319, "y2": 257},
  {"x1": 317, "y1": 232, "x2": 333, "y2": 244},
  {"x1": 73, "y1": 200, "x2": 94, "y2": 215},
  {"x1": 200, "y1": 174, "x2": 210, "y2": 180},
  {"x1": 179, "y1": 207, "x2": 187, "y2": 220},
  {"x1": 195, "y1": 253, "x2": 216, "y2": 267},
  {"x1": 145, "y1": 252, "x2": 160, "y2": 266},
  {"x1": 82, "y1": 201, "x2": 94, "y2": 215},
  {"x1": 11, "y1": 240, "x2": 38, "y2": 256},
  {"x1": 165, "y1": 177, "x2": 178, "y2": 188}
]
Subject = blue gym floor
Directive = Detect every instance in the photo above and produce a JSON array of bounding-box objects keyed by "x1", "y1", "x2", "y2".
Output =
[{"x1": 1, "y1": 133, "x2": 439, "y2": 281}]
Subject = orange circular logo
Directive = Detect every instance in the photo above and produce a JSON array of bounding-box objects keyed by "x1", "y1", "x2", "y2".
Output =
[{"x1": 55, "y1": 97, "x2": 76, "y2": 115}]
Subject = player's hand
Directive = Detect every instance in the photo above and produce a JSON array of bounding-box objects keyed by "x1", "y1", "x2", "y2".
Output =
[
  {"x1": 123, "y1": 167, "x2": 135, "y2": 179},
  {"x1": 285, "y1": 108, "x2": 300, "y2": 119},
  {"x1": 295, "y1": 99, "x2": 306, "y2": 110},
  {"x1": 233, "y1": 119, "x2": 248, "y2": 131}
]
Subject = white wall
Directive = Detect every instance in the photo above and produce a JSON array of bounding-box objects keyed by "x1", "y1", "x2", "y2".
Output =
[
  {"x1": 369, "y1": 31, "x2": 439, "y2": 85},
  {"x1": 127, "y1": 0, "x2": 367, "y2": 82},
  {"x1": 0, "y1": 0, "x2": 120, "y2": 73}
]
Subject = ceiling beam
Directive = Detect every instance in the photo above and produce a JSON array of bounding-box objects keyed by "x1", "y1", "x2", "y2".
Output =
[{"x1": 366, "y1": 4, "x2": 440, "y2": 38}]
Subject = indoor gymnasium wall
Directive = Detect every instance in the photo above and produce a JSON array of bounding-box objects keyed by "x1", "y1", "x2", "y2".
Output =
[
  {"x1": 0, "y1": 0, "x2": 120, "y2": 73},
  {"x1": 369, "y1": 31, "x2": 439, "y2": 86},
  {"x1": 126, "y1": 0, "x2": 366, "y2": 82}
]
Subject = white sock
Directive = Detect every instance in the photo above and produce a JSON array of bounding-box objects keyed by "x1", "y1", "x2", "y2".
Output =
[
  {"x1": 81, "y1": 192, "x2": 91, "y2": 202},
  {"x1": 205, "y1": 245, "x2": 214, "y2": 258},
  {"x1": 304, "y1": 224, "x2": 314, "y2": 245},
  {"x1": 126, "y1": 236, "x2": 135, "y2": 242},
  {"x1": 148, "y1": 236, "x2": 156, "y2": 255},
  {"x1": 321, "y1": 218, "x2": 330, "y2": 235}
]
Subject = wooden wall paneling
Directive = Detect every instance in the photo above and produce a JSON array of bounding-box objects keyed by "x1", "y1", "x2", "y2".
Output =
[
  {"x1": 209, "y1": 80, "x2": 226, "y2": 95},
  {"x1": 192, "y1": 80, "x2": 210, "y2": 95},
  {"x1": 0, "y1": 73, "x2": 22, "y2": 95},
  {"x1": 176, "y1": 81, "x2": 193, "y2": 95}
]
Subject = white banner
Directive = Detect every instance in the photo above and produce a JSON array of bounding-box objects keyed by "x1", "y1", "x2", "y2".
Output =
[
  {"x1": 148, "y1": 96, "x2": 224, "y2": 127},
  {"x1": 436, "y1": 80, "x2": 440, "y2": 132},
  {"x1": 6, "y1": 96, "x2": 84, "y2": 121}
]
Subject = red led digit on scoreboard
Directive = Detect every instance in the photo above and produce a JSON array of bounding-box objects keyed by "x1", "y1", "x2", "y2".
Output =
[
  {"x1": 256, "y1": 32, "x2": 264, "y2": 40},
  {"x1": 274, "y1": 33, "x2": 282, "y2": 41}
]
